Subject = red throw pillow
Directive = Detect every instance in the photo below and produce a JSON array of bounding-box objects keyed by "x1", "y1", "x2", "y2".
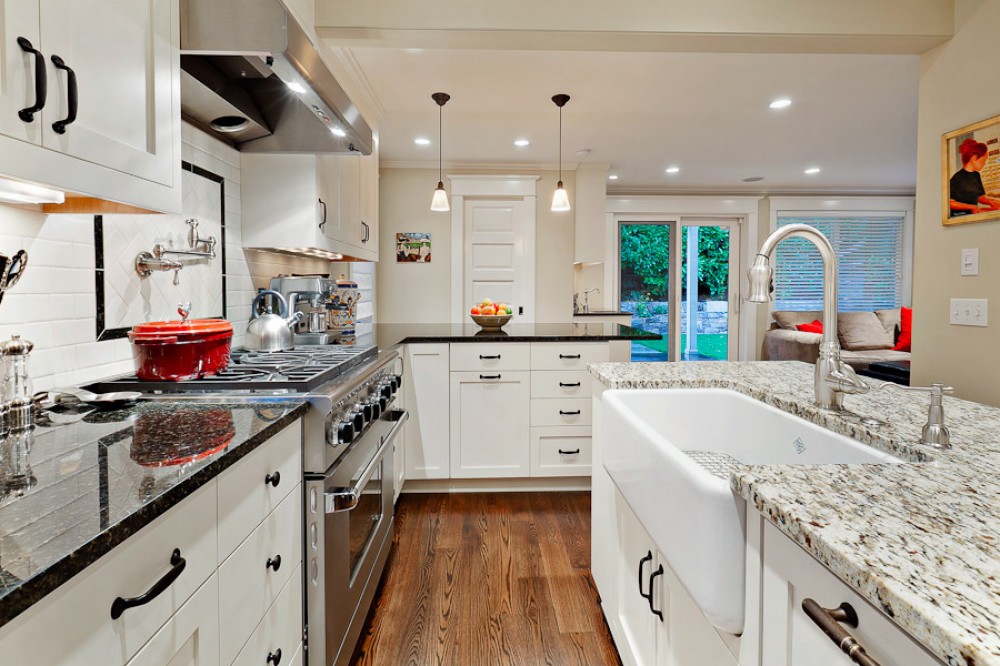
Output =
[
  {"x1": 795, "y1": 320, "x2": 823, "y2": 334},
  {"x1": 893, "y1": 306, "x2": 912, "y2": 351}
]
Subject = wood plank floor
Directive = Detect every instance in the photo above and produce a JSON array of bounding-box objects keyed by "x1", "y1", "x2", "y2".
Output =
[{"x1": 351, "y1": 492, "x2": 622, "y2": 666}]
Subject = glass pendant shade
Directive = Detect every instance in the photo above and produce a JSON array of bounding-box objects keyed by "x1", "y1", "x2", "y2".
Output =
[
  {"x1": 551, "y1": 181, "x2": 570, "y2": 212},
  {"x1": 431, "y1": 182, "x2": 450, "y2": 212}
]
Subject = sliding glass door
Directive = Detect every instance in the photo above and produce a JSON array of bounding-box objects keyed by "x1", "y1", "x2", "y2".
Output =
[{"x1": 619, "y1": 218, "x2": 740, "y2": 362}]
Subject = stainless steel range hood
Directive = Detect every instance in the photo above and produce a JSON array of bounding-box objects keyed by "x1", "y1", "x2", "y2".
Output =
[{"x1": 179, "y1": 0, "x2": 372, "y2": 154}]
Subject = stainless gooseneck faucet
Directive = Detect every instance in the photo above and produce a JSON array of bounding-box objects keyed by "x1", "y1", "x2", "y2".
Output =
[{"x1": 747, "y1": 224, "x2": 869, "y2": 411}]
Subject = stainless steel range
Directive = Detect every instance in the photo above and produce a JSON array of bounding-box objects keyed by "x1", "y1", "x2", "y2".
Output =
[{"x1": 89, "y1": 344, "x2": 407, "y2": 666}]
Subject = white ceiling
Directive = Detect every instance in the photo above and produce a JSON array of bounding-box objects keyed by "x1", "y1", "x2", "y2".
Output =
[{"x1": 343, "y1": 48, "x2": 919, "y2": 194}]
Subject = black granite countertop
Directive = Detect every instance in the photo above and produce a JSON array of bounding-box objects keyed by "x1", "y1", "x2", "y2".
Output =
[
  {"x1": 571, "y1": 311, "x2": 631, "y2": 316},
  {"x1": 0, "y1": 398, "x2": 307, "y2": 628},
  {"x1": 361, "y1": 322, "x2": 657, "y2": 347}
]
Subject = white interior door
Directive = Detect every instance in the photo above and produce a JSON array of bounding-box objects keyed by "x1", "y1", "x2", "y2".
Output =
[{"x1": 464, "y1": 198, "x2": 535, "y2": 322}]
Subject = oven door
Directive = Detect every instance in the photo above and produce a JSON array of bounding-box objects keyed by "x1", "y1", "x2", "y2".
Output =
[{"x1": 305, "y1": 408, "x2": 407, "y2": 666}]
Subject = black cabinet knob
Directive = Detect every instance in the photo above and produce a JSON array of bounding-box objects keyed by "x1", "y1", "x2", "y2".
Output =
[
  {"x1": 264, "y1": 471, "x2": 280, "y2": 487},
  {"x1": 267, "y1": 648, "x2": 282, "y2": 665},
  {"x1": 266, "y1": 554, "x2": 282, "y2": 572}
]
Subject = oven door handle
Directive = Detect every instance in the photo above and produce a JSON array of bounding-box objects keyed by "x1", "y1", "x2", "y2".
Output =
[{"x1": 325, "y1": 410, "x2": 409, "y2": 513}]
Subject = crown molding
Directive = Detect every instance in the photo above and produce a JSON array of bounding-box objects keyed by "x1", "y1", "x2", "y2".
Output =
[
  {"x1": 380, "y1": 160, "x2": 579, "y2": 171},
  {"x1": 319, "y1": 46, "x2": 387, "y2": 125}
]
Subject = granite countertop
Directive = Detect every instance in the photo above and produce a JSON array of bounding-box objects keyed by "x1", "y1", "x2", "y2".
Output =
[
  {"x1": 0, "y1": 397, "x2": 307, "y2": 628},
  {"x1": 360, "y1": 322, "x2": 657, "y2": 348},
  {"x1": 572, "y1": 310, "x2": 631, "y2": 317},
  {"x1": 588, "y1": 361, "x2": 1000, "y2": 666}
]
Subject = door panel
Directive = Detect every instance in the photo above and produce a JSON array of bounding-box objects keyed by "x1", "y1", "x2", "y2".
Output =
[
  {"x1": 450, "y1": 371, "x2": 530, "y2": 478},
  {"x1": 39, "y1": 0, "x2": 176, "y2": 185},
  {"x1": 465, "y1": 199, "x2": 532, "y2": 321},
  {"x1": 0, "y1": 2, "x2": 41, "y2": 143}
]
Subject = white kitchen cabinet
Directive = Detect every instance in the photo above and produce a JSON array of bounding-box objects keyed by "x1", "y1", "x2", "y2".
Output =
[
  {"x1": 125, "y1": 575, "x2": 220, "y2": 666},
  {"x1": 0, "y1": 0, "x2": 180, "y2": 212},
  {"x1": 403, "y1": 344, "x2": 451, "y2": 480},
  {"x1": 327, "y1": 150, "x2": 379, "y2": 261},
  {"x1": 760, "y1": 521, "x2": 943, "y2": 666},
  {"x1": 530, "y1": 426, "x2": 591, "y2": 477},
  {"x1": 450, "y1": 370, "x2": 531, "y2": 478}
]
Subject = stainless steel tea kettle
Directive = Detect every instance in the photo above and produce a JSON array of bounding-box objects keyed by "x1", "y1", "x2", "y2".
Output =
[{"x1": 246, "y1": 290, "x2": 303, "y2": 352}]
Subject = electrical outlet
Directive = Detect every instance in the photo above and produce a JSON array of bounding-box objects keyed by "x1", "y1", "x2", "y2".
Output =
[
  {"x1": 950, "y1": 298, "x2": 989, "y2": 326},
  {"x1": 960, "y1": 248, "x2": 979, "y2": 276}
]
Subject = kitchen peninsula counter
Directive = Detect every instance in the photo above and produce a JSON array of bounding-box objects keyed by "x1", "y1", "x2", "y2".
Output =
[
  {"x1": 589, "y1": 360, "x2": 1000, "y2": 666},
  {"x1": 0, "y1": 398, "x2": 307, "y2": 629},
  {"x1": 362, "y1": 322, "x2": 658, "y2": 348}
]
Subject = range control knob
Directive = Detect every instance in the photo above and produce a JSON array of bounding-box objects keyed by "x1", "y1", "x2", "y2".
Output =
[
  {"x1": 378, "y1": 396, "x2": 388, "y2": 412},
  {"x1": 348, "y1": 411, "x2": 364, "y2": 432},
  {"x1": 369, "y1": 399, "x2": 382, "y2": 420},
  {"x1": 389, "y1": 376, "x2": 399, "y2": 393},
  {"x1": 360, "y1": 402, "x2": 373, "y2": 422},
  {"x1": 337, "y1": 421, "x2": 355, "y2": 444},
  {"x1": 380, "y1": 384, "x2": 392, "y2": 400}
]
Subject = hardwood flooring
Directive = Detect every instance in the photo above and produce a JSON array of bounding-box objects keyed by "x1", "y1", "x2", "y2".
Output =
[{"x1": 351, "y1": 492, "x2": 622, "y2": 666}]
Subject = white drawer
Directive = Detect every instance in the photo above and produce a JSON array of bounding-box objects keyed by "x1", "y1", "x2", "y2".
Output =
[
  {"x1": 530, "y1": 370, "x2": 593, "y2": 398},
  {"x1": 218, "y1": 420, "x2": 302, "y2": 562},
  {"x1": 531, "y1": 427, "x2": 592, "y2": 477},
  {"x1": 125, "y1": 574, "x2": 219, "y2": 666},
  {"x1": 0, "y1": 481, "x2": 218, "y2": 666},
  {"x1": 531, "y1": 398, "x2": 592, "y2": 427},
  {"x1": 450, "y1": 343, "x2": 530, "y2": 371},
  {"x1": 232, "y1": 564, "x2": 304, "y2": 666},
  {"x1": 219, "y1": 484, "x2": 302, "y2": 665},
  {"x1": 530, "y1": 342, "x2": 609, "y2": 370}
]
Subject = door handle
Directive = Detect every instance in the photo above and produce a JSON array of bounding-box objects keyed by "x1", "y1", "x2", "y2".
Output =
[
  {"x1": 479, "y1": 374, "x2": 501, "y2": 380},
  {"x1": 17, "y1": 37, "x2": 46, "y2": 122},
  {"x1": 648, "y1": 564, "x2": 665, "y2": 621},
  {"x1": 559, "y1": 382, "x2": 581, "y2": 387},
  {"x1": 50, "y1": 55, "x2": 77, "y2": 134},
  {"x1": 557, "y1": 448, "x2": 580, "y2": 455},
  {"x1": 638, "y1": 550, "x2": 653, "y2": 602},
  {"x1": 110, "y1": 549, "x2": 186, "y2": 619},
  {"x1": 559, "y1": 410, "x2": 581, "y2": 416},
  {"x1": 802, "y1": 599, "x2": 882, "y2": 666},
  {"x1": 559, "y1": 354, "x2": 582, "y2": 359},
  {"x1": 479, "y1": 354, "x2": 501, "y2": 360},
  {"x1": 318, "y1": 198, "x2": 327, "y2": 230}
]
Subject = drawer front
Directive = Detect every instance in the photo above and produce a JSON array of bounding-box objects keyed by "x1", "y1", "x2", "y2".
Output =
[
  {"x1": 0, "y1": 481, "x2": 218, "y2": 666},
  {"x1": 450, "y1": 343, "x2": 530, "y2": 371},
  {"x1": 218, "y1": 420, "x2": 302, "y2": 562},
  {"x1": 125, "y1": 574, "x2": 220, "y2": 666},
  {"x1": 531, "y1": 398, "x2": 592, "y2": 427},
  {"x1": 531, "y1": 427, "x2": 592, "y2": 477},
  {"x1": 530, "y1": 342, "x2": 609, "y2": 370},
  {"x1": 219, "y1": 484, "x2": 302, "y2": 665},
  {"x1": 530, "y1": 370, "x2": 593, "y2": 398},
  {"x1": 232, "y1": 564, "x2": 304, "y2": 666}
]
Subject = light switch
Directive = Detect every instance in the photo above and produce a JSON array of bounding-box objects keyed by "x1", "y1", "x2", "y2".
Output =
[
  {"x1": 950, "y1": 298, "x2": 989, "y2": 326},
  {"x1": 961, "y1": 248, "x2": 979, "y2": 276}
]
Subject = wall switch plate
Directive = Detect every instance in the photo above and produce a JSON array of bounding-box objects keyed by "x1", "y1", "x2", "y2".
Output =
[
  {"x1": 950, "y1": 298, "x2": 989, "y2": 326},
  {"x1": 960, "y1": 248, "x2": 980, "y2": 276}
]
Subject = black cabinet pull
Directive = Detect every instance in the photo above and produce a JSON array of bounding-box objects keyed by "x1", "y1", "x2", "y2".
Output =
[
  {"x1": 479, "y1": 354, "x2": 501, "y2": 360},
  {"x1": 558, "y1": 448, "x2": 580, "y2": 455},
  {"x1": 318, "y1": 199, "x2": 327, "y2": 230},
  {"x1": 559, "y1": 354, "x2": 582, "y2": 359},
  {"x1": 265, "y1": 471, "x2": 281, "y2": 487},
  {"x1": 267, "y1": 648, "x2": 282, "y2": 665},
  {"x1": 802, "y1": 599, "x2": 882, "y2": 666},
  {"x1": 266, "y1": 554, "x2": 282, "y2": 572},
  {"x1": 361, "y1": 221, "x2": 369, "y2": 243},
  {"x1": 110, "y1": 548, "x2": 186, "y2": 620},
  {"x1": 479, "y1": 374, "x2": 501, "y2": 380},
  {"x1": 17, "y1": 37, "x2": 46, "y2": 123},
  {"x1": 50, "y1": 55, "x2": 77, "y2": 134},
  {"x1": 559, "y1": 410, "x2": 581, "y2": 416},
  {"x1": 648, "y1": 564, "x2": 665, "y2": 621},
  {"x1": 638, "y1": 551, "x2": 653, "y2": 602},
  {"x1": 559, "y1": 382, "x2": 582, "y2": 387}
]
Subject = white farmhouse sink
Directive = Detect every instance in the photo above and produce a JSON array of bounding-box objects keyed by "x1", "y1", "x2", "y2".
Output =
[{"x1": 602, "y1": 388, "x2": 902, "y2": 636}]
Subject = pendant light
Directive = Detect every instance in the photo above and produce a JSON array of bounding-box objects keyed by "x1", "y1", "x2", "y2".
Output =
[
  {"x1": 550, "y1": 93, "x2": 571, "y2": 212},
  {"x1": 430, "y1": 92, "x2": 451, "y2": 212}
]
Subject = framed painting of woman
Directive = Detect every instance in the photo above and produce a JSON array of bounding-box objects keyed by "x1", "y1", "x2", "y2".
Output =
[{"x1": 942, "y1": 113, "x2": 1000, "y2": 226}]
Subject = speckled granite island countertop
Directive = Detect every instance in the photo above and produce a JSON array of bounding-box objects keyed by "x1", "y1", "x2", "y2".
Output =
[
  {"x1": 589, "y1": 361, "x2": 1000, "y2": 666},
  {"x1": 0, "y1": 398, "x2": 307, "y2": 628}
]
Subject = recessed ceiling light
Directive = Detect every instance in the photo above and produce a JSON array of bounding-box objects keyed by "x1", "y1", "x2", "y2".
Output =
[
  {"x1": 514, "y1": 139, "x2": 530, "y2": 147},
  {"x1": 769, "y1": 98, "x2": 792, "y2": 109},
  {"x1": 665, "y1": 166, "x2": 680, "y2": 174},
  {"x1": 742, "y1": 176, "x2": 765, "y2": 183},
  {"x1": 608, "y1": 174, "x2": 619, "y2": 180},
  {"x1": 286, "y1": 81, "x2": 307, "y2": 94},
  {"x1": 414, "y1": 137, "x2": 431, "y2": 145},
  {"x1": 804, "y1": 167, "x2": 821, "y2": 175},
  {"x1": 330, "y1": 127, "x2": 347, "y2": 137}
]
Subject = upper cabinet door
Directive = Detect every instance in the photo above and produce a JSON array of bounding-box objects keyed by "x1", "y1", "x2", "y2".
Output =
[
  {"x1": 39, "y1": 0, "x2": 177, "y2": 186},
  {"x1": 0, "y1": 1, "x2": 41, "y2": 144}
]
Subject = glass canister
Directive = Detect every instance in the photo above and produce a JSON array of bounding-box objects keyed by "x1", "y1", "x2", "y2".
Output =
[{"x1": 2, "y1": 335, "x2": 34, "y2": 429}]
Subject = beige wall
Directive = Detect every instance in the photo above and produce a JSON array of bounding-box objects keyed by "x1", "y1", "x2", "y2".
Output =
[
  {"x1": 912, "y1": 0, "x2": 1000, "y2": 405},
  {"x1": 377, "y1": 168, "x2": 576, "y2": 323}
]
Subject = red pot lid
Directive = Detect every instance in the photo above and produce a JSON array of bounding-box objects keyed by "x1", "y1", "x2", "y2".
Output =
[{"x1": 131, "y1": 318, "x2": 233, "y2": 338}]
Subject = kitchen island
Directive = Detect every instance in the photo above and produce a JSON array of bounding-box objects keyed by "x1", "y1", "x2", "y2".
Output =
[
  {"x1": 0, "y1": 398, "x2": 307, "y2": 626},
  {"x1": 589, "y1": 360, "x2": 999, "y2": 666}
]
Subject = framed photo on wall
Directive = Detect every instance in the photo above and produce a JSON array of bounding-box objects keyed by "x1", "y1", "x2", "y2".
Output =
[
  {"x1": 396, "y1": 232, "x2": 432, "y2": 262},
  {"x1": 942, "y1": 112, "x2": 1000, "y2": 226}
]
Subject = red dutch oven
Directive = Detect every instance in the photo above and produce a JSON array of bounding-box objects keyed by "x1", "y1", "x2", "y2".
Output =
[{"x1": 127, "y1": 318, "x2": 233, "y2": 381}]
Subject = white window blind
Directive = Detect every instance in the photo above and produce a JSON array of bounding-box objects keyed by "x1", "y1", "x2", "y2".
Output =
[{"x1": 774, "y1": 216, "x2": 904, "y2": 311}]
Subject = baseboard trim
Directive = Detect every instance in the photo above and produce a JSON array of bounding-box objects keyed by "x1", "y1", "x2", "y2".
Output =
[{"x1": 401, "y1": 477, "x2": 592, "y2": 494}]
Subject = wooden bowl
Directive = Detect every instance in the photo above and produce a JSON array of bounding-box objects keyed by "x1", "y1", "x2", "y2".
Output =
[{"x1": 470, "y1": 313, "x2": 513, "y2": 331}]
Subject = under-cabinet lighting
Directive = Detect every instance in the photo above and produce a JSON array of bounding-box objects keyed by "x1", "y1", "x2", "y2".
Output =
[
  {"x1": 769, "y1": 98, "x2": 792, "y2": 109},
  {"x1": 330, "y1": 127, "x2": 347, "y2": 137},
  {"x1": 0, "y1": 178, "x2": 65, "y2": 205},
  {"x1": 287, "y1": 81, "x2": 307, "y2": 94}
]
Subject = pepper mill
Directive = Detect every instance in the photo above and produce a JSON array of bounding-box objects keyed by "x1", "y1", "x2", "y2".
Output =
[{"x1": 2, "y1": 335, "x2": 34, "y2": 430}]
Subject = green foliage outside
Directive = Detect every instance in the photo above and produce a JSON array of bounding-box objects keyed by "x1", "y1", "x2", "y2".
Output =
[
  {"x1": 620, "y1": 225, "x2": 730, "y2": 301},
  {"x1": 635, "y1": 334, "x2": 729, "y2": 360}
]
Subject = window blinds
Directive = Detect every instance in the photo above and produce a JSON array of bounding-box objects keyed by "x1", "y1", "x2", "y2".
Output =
[{"x1": 774, "y1": 216, "x2": 904, "y2": 311}]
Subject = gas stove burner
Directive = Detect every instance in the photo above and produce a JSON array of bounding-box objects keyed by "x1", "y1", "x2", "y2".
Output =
[{"x1": 212, "y1": 366, "x2": 277, "y2": 382}]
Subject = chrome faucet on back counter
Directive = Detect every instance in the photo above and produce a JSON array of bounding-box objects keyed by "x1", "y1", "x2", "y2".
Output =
[{"x1": 746, "y1": 224, "x2": 870, "y2": 411}]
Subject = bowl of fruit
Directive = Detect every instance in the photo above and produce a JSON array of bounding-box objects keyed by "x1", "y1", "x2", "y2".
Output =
[{"x1": 469, "y1": 299, "x2": 513, "y2": 331}]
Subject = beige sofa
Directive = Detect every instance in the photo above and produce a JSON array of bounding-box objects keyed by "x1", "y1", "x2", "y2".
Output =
[{"x1": 762, "y1": 309, "x2": 911, "y2": 369}]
